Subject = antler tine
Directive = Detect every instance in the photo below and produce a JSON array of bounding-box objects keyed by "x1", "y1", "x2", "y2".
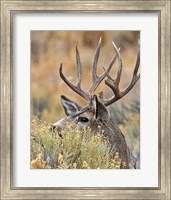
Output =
[
  {"x1": 98, "y1": 42, "x2": 122, "y2": 105},
  {"x1": 119, "y1": 39, "x2": 140, "y2": 96},
  {"x1": 112, "y1": 42, "x2": 122, "y2": 84},
  {"x1": 92, "y1": 37, "x2": 102, "y2": 83},
  {"x1": 89, "y1": 37, "x2": 118, "y2": 94},
  {"x1": 76, "y1": 42, "x2": 82, "y2": 88},
  {"x1": 100, "y1": 39, "x2": 140, "y2": 107},
  {"x1": 59, "y1": 63, "x2": 90, "y2": 101},
  {"x1": 133, "y1": 39, "x2": 140, "y2": 76}
]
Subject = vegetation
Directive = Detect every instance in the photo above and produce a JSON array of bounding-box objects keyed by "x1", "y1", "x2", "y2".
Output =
[{"x1": 31, "y1": 117, "x2": 127, "y2": 169}]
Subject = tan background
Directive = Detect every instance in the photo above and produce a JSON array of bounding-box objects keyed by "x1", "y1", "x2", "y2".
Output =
[
  {"x1": 31, "y1": 31, "x2": 140, "y2": 149},
  {"x1": 31, "y1": 32, "x2": 139, "y2": 116}
]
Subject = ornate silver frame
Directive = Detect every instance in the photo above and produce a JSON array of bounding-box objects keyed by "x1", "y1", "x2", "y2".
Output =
[{"x1": 0, "y1": 1, "x2": 170, "y2": 199}]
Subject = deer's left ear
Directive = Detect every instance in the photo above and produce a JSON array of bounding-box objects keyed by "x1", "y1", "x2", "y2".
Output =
[
  {"x1": 92, "y1": 95, "x2": 110, "y2": 124},
  {"x1": 60, "y1": 95, "x2": 82, "y2": 116}
]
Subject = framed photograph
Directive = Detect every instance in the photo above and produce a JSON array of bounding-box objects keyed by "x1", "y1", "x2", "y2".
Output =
[{"x1": 0, "y1": 1, "x2": 170, "y2": 199}]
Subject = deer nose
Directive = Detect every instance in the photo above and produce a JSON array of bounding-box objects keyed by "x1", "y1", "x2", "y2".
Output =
[
  {"x1": 49, "y1": 125, "x2": 62, "y2": 132},
  {"x1": 49, "y1": 125, "x2": 63, "y2": 138},
  {"x1": 49, "y1": 125, "x2": 56, "y2": 132}
]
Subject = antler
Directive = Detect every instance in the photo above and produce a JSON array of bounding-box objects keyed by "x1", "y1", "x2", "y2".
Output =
[
  {"x1": 59, "y1": 37, "x2": 117, "y2": 102},
  {"x1": 59, "y1": 42, "x2": 90, "y2": 101},
  {"x1": 100, "y1": 39, "x2": 140, "y2": 107}
]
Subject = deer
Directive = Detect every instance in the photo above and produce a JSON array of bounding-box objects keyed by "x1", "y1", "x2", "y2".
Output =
[{"x1": 51, "y1": 37, "x2": 140, "y2": 169}]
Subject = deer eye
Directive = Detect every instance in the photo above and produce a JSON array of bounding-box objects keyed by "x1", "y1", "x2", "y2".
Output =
[{"x1": 78, "y1": 117, "x2": 89, "y2": 123}]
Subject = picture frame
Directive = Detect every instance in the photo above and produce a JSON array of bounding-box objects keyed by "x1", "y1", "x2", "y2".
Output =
[{"x1": 0, "y1": 0, "x2": 170, "y2": 199}]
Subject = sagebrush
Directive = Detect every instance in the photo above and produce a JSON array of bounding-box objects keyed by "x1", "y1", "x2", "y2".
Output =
[{"x1": 31, "y1": 117, "x2": 126, "y2": 169}]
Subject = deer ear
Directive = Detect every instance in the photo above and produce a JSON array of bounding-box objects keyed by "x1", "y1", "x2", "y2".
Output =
[
  {"x1": 60, "y1": 95, "x2": 82, "y2": 116},
  {"x1": 92, "y1": 95, "x2": 110, "y2": 124}
]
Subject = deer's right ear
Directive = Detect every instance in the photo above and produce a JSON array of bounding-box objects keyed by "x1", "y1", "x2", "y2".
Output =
[
  {"x1": 60, "y1": 95, "x2": 82, "y2": 116},
  {"x1": 92, "y1": 95, "x2": 110, "y2": 124}
]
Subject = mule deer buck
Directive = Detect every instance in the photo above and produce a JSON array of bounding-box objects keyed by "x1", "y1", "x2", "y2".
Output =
[{"x1": 51, "y1": 37, "x2": 140, "y2": 169}]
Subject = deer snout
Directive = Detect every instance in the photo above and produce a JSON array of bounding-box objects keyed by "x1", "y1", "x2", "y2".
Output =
[
  {"x1": 49, "y1": 124, "x2": 63, "y2": 138},
  {"x1": 49, "y1": 124, "x2": 63, "y2": 132},
  {"x1": 49, "y1": 118, "x2": 67, "y2": 132},
  {"x1": 49, "y1": 125, "x2": 54, "y2": 132},
  {"x1": 49, "y1": 125, "x2": 60, "y2": 132}
]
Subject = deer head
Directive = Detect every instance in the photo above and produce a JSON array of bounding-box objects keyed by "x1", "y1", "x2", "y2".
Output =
[{"x1": 51, "y1": 37, "x2": 140, "y2": 168}]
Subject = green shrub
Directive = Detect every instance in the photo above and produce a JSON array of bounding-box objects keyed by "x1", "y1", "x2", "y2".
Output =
[{"x1": 31, "y1": 117, "x2": 125, "y2": 169}]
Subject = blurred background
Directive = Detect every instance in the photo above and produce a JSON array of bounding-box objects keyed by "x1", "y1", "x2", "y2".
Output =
[{"x1": 31, "y1": 31, "x2": 140, "y2": 155}]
